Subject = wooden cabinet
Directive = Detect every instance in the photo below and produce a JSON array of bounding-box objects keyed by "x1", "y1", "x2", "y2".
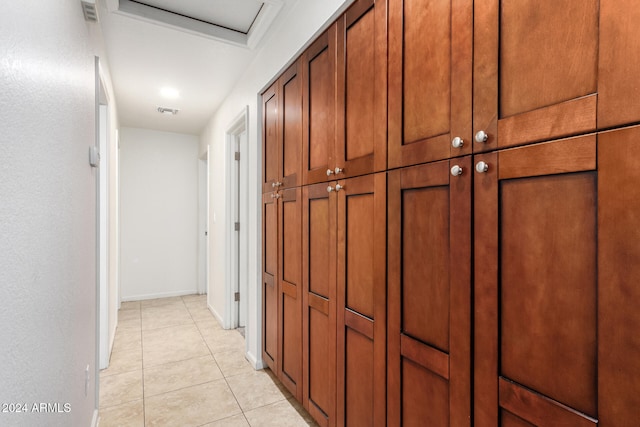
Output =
[
  {"x1": 263, "y1": 1, "x2": 640, "y2": 426},
  {"x1": 303, "y1": 174, "x2": 386, "y2": 427},
  {"x1": 388, "y1": 158, "x2": 472, "y2": 427},
  {"x1": 278, "y1": 187, "x2": 303, "y2": 401},
  {"x1": 302, "y1": 182, "x2": 337, "y2": 426},
  {"x1": 473, "y1": 0, "x2": 598, "y2": 153},
  {"x1": 261, "y1": 186, "x2": 303, "y2": 399},
  {"x1": 302, "y1": 25, "x2": 337, "y2": 185},
  {"x1": 261, "y1": 191, "x2": 278, "y2": 371},
  {"x1": 303, "y1": 0, "x2": 387, "y2": 185},
  {"x1": 336, "y1": 173, "x2": 386, "y2": 427},
  {"x1": 388, "y1": 0, "x2": 473, "y2": 167},
  {"x1": 261, "y1": 60, "x2": 303, "y2": 398},
  {"x1": 598, "y1": 0, "x2": 640, "y2": 129},
  {"x1": 474, "y1": 132, "x2": 640, "y2": 426},
  {"x1": 335, "y1": 0, "x2": 387, "y2": 178},
  {"x1": 262, "y1": 60, "x2": 303, "y2": 194}
]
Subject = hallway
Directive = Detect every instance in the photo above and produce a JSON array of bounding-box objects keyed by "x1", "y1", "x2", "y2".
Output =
[{"x1": 98, "y1": 295, "x2": 317, "y2": 426}]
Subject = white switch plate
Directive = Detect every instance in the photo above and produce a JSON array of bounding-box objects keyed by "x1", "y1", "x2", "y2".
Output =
[{"x1": 89, "y1": 146, "x2": 100, "y2": 167}]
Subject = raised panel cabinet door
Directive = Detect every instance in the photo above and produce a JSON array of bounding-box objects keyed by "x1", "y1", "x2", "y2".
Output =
[
  {"x1": 335, "y1": 173, "x2": 386, "y2": 427},
  {"x1": 387, "y1": 157, "x2": 472, "y2": 427},
  {"x1": 277, "y1": 187, "x2": 303, "y2": 401},
  {"x1": 598, "y1": 0, "x2": 640, "y2": 129},
  {"x1": 388, "y1": 0, "x2": 473, "y2": 168},
  {"x1": 302, "y1": 182, "x2": 337, "y2": 427},
  {"x1": 474, "y1": 0, "x2": 598, "y2": 153},
  {"x1": 262, "y1": 83, "x2": 279, "y2": 194},
  {"x1": 262, "y1": 191, "x2": 279, "y2": 372},
  {"x1": 279, "y1": 60, "x2": 303, "y2": 189},
  {"x1": 302, "y1": 24, "x2": 338, "y2": 185},
  {"x1": 474, "y1": 136, "x2": 599, "y2": 426},
  {"x1": 335, "y1": 0, "x2": 387, "y2": 179}
]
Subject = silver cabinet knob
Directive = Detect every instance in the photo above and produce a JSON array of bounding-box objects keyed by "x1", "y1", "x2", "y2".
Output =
[
  {"x1": 271, "y1": 181, "x2": 282, "y2": 188},
  {"x1": 450, "y1": 165, "x2": 463, "y2": 176},
  {"x1": 270, "y1": 193, "x2": 280, "y2": 199},
  {"x1": 335, "y1": 184, "x2": 344, "y2": 192},
  {"x1": 475, "y1": 161, "x2": 489, "y2": 173},
  {"x1": 327, "y1": 186, "x2": 334, "y2": 193},
  {"x1": 475, "y1": 130, "x2": 488, "y2": 143},
  {"x1": 452, "y1": 137, "x2": 464, "y2": 148},
  {"x1": 326, "y1": 169, "x2": 334, "y2": 177},
  {"x1": 334, "y1": 167, "x2": 343, "y2": 175}
]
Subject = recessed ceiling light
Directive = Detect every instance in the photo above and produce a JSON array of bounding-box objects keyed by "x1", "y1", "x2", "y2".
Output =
[{"x1": 160, "y1": 86, "x2": 180, "y2": 99}]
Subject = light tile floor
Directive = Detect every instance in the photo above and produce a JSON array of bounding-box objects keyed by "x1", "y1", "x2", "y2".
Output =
[{"x1": 99, "y1": 295, "x2": 317, "y2": 427}]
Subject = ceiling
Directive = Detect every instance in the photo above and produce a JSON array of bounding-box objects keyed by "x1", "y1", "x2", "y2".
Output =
[{"x1": 98, "y1": 0, "x2": 290, "y2": 135}]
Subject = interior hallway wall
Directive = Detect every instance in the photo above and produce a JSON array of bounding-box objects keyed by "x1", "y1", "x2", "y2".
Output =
[
  {"x1": 120, "y1": 127, "x2": 199, "y2": 300},
  {"x1": 0, "y1": 1, "x2": 118, "y2": 425},
  {"x1": 199, "y1": 0, "x2": 354, "y2": 368}
]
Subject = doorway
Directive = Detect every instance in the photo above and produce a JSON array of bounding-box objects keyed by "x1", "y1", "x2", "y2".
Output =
[
  {"x1": 226, "y1": 108, "x2": 249, "y2": 335},
  {"x1": 97, "y1": 69, "x2": 111, "y2": 371}
]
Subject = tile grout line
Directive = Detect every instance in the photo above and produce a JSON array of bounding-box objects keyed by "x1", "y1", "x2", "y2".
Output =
[
  {"x1": 138, "y1": 305, "x2": 147, "y2": 427},
  {"x1": 186, "y1": 295, "x2": 249, "y2": 425}
]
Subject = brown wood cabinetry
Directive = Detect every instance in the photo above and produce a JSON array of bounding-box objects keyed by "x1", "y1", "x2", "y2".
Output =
[
  {"x1": 388, "y1": 0, "x2": 473, "y2": 167},
  {"x1": 302, "y1": 173, "x2": 386, "y2": 427},
  {"x1": 262, "y1": 61, "x2": 303, "y2": 194},
  {"x1": 261, "y1": 190, "x2": 278, "y2": 371},
  {"x1": 303, "y1": 0, "x2": 387, "y2": 185},
  {"x1": 302, "y1": 181, "x2": 337, "y2": 426},
  {"x1": 474, "y1": 132, "x2": 640, "y2": 427},
  {"x1": 261, "y1": 60, "x2": 304, "y2": 398},
  {"x1": 474, "y1": 0, "x2": 599, "y2": 153},
  {"x1": 598, "y1": 0, "x2": 640, "y2": 129},
  {"x1": 263, "y1": 0, "x2": 640, "y2": 425},
  {"x1": 388, "y1": 157, "x2": 472, "y2": 427},
  {"x1": 336, "y1": 173, "x2": 386, "y2": 427},
  {"x1": 302, "y1": 25, "x2": 337, "y2": 185}
]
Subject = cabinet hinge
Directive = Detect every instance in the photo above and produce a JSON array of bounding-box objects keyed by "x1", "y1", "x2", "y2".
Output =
[
  {"x1": 234, "y1": 152, "x2": 240, "y2": 161},
  {"x1": 234, "y1": 222, "x2": 240, "y2": 231},
  {"x1": 234, "y1": 292, "x2": 240, "y2": 302}
]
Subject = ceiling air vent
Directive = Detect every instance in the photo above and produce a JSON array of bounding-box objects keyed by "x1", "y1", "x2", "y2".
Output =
[
  {"x1": 81, "y1": 0, "x2": 99, "y2": 23},
  {"x1": 157, "y1": 107, "x2": 179, "y2": 115}
]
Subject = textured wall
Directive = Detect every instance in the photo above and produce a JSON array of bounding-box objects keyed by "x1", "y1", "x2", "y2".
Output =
[
  {"x1": 119, "y1": 127, "x2": 199, "y2": 300},
  {"x1": 0, "y1": 1, "x2": 99, "y2": 426}
]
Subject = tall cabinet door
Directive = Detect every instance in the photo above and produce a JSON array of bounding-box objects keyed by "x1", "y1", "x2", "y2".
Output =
[
  {"x1": 335, "y1": 0, "x2": 387, "y2": 179},
  {"x1": 262, "y1": 83, "x2": 279, "y2": 193},
  {"x1": 279, "y1": 61, "x2": 303, "y2": 189},
  {"x1": 336, "y1": 173, "x2": 386, "y2": 427},
  {"x1": 598, "y1": 0, "x2": 640, "y2": 129},
  {"x1": 473, "y1": 0, "x2": 598, "y2": 153},
  {"x1": 474, "y1": 136, "x2": 599, "y2": 426},
  {"x1": 277, "y1": 187, "x2": 302, "y2": 400},
  {"x1": 303, "y1": 24, "x2": 338, "y2": 185},
  {"x1": 262, "y1": 191, "x2": 279, "y2": 372},
  {"x1": 388, "y1": 157, "x2": 472, "y2": 426},
  {"x1": 302, "y1": 182, "x2": 337, "y2": 427},
  {"x1": 388, "y1": 0, "x2": 473, "y2": 168}
]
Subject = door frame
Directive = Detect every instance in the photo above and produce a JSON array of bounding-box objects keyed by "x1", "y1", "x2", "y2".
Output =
[
  {"x1": 198, "y1": 148, "x2": 209, "y2": 295},
  {"x1": 225, "y1": 107, "x2": 249, "y2": 331}
]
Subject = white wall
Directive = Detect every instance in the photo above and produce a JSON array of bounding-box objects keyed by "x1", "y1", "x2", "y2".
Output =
[
  {"x1": 120, "y1": 127, "x2": 199, "y2": 300},
  {"x1": 0, "y1": 1, "x2": 114, "y2": 425},
  {"x1": 199, "y1": 0, "x2": 354, "y2": 368}
]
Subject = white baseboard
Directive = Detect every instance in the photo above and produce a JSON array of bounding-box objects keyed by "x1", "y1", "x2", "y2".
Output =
[
  {"x1": 91, "y1": 409, "x2": 99, "y2": 427},
  {"x1": 121, "y1": 289, "x2": 198, "y2": 301},
  {"x1": 209, "y1": 303, "x2": 225, "y2": 328},
  {"x1": 246, "y1": 350, "x2": 265, "y2": 370}
]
